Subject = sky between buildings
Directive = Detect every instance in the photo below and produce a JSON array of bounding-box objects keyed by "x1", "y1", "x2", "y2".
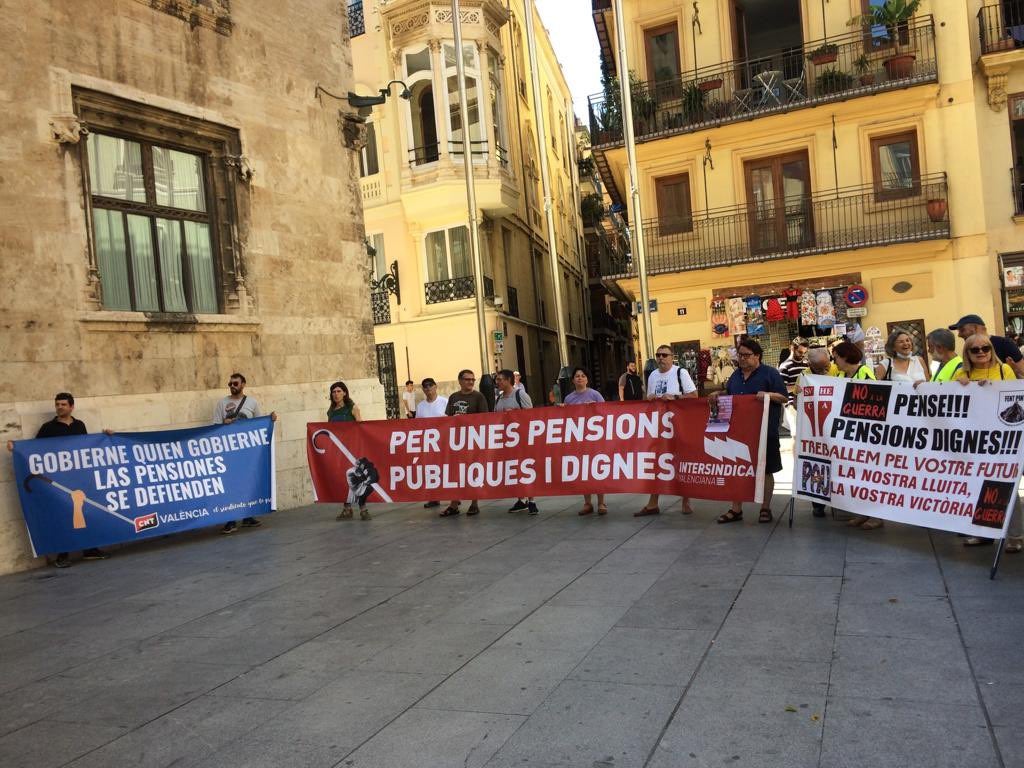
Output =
[{"x1": 535, "y1": 0, "x2": 601, "y2": 124}]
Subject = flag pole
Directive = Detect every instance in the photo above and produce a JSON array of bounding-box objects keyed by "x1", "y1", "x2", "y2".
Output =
[{"x1": 612, "y1": 0, "x2": 655, "y2": 365}]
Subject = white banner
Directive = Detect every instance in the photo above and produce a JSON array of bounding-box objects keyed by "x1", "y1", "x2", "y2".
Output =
[{"x1": 793, "y1": 374, "x2": 1024, "y2": 536}]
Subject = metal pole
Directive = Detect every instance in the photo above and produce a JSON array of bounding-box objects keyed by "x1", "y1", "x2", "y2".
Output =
[
  {"x1": 524, "y1": 0, "x2": 570, "y2": 369},
  {"x1": 452, "y1": 0, "x2": 491, "y2": 379},
  {"x1": 612, "y1": 0, "x2": 654, "y2": 364}
]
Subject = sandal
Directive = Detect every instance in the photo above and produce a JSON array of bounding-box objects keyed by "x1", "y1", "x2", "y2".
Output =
[
  {"x1": 439, "y1": 505, "x2": 461, "y2": 517},
  {"x1": 716, "y1": 509, "x2": 743, "y2": 524},
  {"x1": 633, "y1": 506, "x2": 660, "y2": 517},
  {"x1": 860, "y1": 518, "x2": 884, "y2": 530},
  {"x1": 758, "y1": 508, "x2": 773, "y2": 524},
  {"x1": 597, "y1": 504, "x2": 608, "y2": 516},
  {"x1": 337, "y1": 505, "x2": 353, "y2": 520},
  {"x1": 578, "y1": 504, "x2": 594, "y2": 516},
  {"x1": 964, "y1": 536, "x2": 993, "y2": 547},
  {"x1": 1007, "y1": 538, "x2": 1023, "y2": 554},
  {"x1": 466, "y1": 503, "x2": 480, "y2": 516},
  {"x1": 681, "y1": 502, "x2": 695, "y2": 516},
  {"x1": 847, "y1": 515, "x2": 868, "y2": 527}
]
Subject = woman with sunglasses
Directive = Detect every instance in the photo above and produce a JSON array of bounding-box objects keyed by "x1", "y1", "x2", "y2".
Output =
[
  {"x1": 875, "y1": 329, "x2": 927, "y2": 383},
  {"x1": 955, "y1": 334, "x2": 1015, "y2": 383},
  {"x1": 327, "y1": 381, "x2": 362, "y2": 519}
]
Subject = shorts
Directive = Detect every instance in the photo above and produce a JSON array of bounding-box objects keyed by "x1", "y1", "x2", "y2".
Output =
[{"x1": 765, "y1": 436, "x2": 783, "y2": 474}]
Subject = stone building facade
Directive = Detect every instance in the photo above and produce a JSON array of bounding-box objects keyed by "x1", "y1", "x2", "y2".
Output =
[{"x1": 0, "y1": 0, "x2": 382, "y2": 574}]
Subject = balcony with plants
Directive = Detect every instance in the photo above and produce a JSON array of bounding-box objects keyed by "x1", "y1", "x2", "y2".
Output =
[
  {"x1": 599, "y1": 174, "x2": 950, "y2": 279},
  {"x1": 588, "y1": 11, "x2": 937, "y2": 148}
]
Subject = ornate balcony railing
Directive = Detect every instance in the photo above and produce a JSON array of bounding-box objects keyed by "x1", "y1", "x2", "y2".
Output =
[
  {"x1": 979, "y1": 2, "x2": 1024, "y2": 54},
  {"x1": 588, "y1": 17, "x2": 937, "y2": 147},
  {"x1": 585, "y1": 223, "x2": 630, "y2": 280},
  {"x1": 1013, "y1": 168, "x2": 1024, "y2": 216},
  {"x1": 371, "y1": 291, "x2": 390, "y2": 325},
  {"x1": 600, "y1": 174, "x2": 949, "y2": 279},
  {"x1": 409, "y1": 143, "x2": 441, "y2": 166},
  {"x1": 424, "y1": 275, "x2": 496, "y2": 304},
  {"x1": 348, "y1": 0, "x2": 365, "y2": 38}
]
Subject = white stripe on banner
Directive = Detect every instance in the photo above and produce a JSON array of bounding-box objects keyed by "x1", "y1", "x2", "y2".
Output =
[
  {"x1": 792, "y1": 374, "x2": 1024, "y2": 536},
  {"x1": 310, "y1": 428, "x2": 394, "y2": 503}
]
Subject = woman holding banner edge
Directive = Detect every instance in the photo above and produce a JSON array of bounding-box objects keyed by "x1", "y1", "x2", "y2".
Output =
[
  {"x1": 562, "y1": 367, "x2": 608, "y2": 516},
  {"x1": 833, "y1": 342, "x2": 884, "y2": 529}
]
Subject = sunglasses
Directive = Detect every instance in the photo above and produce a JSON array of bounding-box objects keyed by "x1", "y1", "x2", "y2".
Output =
[
  {"x1": 968, "y1": 346, "x2": 992, "y2": 354},
  {"x1": 656, "y1": 352, "x2": 671, "y2": 358}
]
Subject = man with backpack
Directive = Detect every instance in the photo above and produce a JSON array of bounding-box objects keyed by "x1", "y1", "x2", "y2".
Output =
[
  {"x1": 618, "y1": 360, "x2": 644, "y2": 401},
  {"x1": 495, "y1": 369, "x2": 539, "y2": 516}
]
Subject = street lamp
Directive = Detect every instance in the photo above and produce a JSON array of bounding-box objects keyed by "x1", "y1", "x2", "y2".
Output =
[{"x1": 314, "y1": 80, "x2": 411, "y2": 116}]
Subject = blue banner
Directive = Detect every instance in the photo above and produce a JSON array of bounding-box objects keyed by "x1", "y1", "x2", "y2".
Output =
[{"x1": 12, "y1": 417, "x2": 275, "y2": 556}]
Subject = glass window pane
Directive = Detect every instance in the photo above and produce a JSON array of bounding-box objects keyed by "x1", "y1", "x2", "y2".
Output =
[
  {"x1": 88, "y1": 134, "x2": 146, "y2": 202},
  {"x1": 648, "y1": 28, "x2": 680, "y2": 82},
  {"x1": 152, "y1": 146, "x2": 206, "y2": 211},
  {"x1": 184, "y1": 221, "x2": 218, "y2": 313},
  {"x1": 371, "y1": 233, "x2": 386, "y2": 280},
  {"x1": 878, "y1": 140, "x2": 913, "y2": 190},
  {"x1": 361, "y1": 123, "x2": 379, "y2": 177},
  {"x1": 426, "y1": 231, "x2": 449, "y2": 282},
  {"x1": 92, "y1": 209, "x2": 132, "y2": 310},
  {"x1": 126, "y1": 215, "x2": 160, "y2": 311},
  {"x1": 406, "y1": 46, "x2": 432, "y2": 77},
  {"x1": 450, "y1": 226, "x2": 471, "y2": 277},
  {"x1": 155, "y1": 218, "x2": 188, "y2": 312}
]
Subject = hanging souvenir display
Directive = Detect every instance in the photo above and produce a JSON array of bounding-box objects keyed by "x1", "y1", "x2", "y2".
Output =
[
  {"x1": 815, "y1": 290, "x2": 836, "y2": 329},
  {"x1": 765, "y1": 297, "x2": 785, "y2": 322},
  {"x1": 831, "y1": 288, "x2": 848, "y2": 324},
  {"x1": 784, "y1": 287, "x2": 801, "y2": 321},
  {"x1": 727, "y1": 297, "x2": 747, "y2": 336},
  {"x1": 710, "y1": 297, "x2": 729, "y2": 338},
  {"x1": 744, "y1": 295, "x2": 766, "y2": 335},
  {"x1": 799, "y1": 290, "x2": 817, "y2": 326}
]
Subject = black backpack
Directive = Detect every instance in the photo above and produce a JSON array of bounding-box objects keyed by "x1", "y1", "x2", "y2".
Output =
[{"x1": 623, "y1": 373, "x2": 644, "y2": 400}]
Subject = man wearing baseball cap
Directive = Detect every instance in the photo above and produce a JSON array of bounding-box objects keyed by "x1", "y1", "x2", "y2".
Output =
[{"x1": 948, "y1": 315, "x2": 1024, "y2": 377}]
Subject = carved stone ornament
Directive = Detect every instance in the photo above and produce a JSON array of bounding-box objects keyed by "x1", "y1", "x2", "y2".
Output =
[
  {"x1": 979, "y1": 60, "x2": 1011, "y2": 112},
  {"x1": 49, "y1": 114, "x2": 88, "y2": 144},
  {"x1": 224, "y1": 154, "x2": 255, "y2": 183},
  {"x1": 340, "y1": 112, "x2": 368, "y2": 150}
]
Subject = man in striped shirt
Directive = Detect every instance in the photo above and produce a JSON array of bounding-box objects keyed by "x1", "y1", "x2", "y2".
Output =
[{"x1": 777, "y1": 337, "x2": 809, "y2": 438}]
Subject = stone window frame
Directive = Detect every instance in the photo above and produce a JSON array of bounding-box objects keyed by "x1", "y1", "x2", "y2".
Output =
[{"x1": 73, "y1": 88, "x2": 251, "y2": 318}]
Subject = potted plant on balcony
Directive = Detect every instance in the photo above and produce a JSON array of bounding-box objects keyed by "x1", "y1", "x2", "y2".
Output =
[
  {"x1": 629, "y1": 71, "x2": 657, "y2": 134},
  {"x1": 581, "y1": 193, "x2": 605, "y2": 226},
  {"x1": 577, "y1": 155, "x2": 595, "y2": 178},
  {"x1": 848, "y1": 0, "x2": 921, "y2": 80},
  {"x1": 926, "y1": 197, "x2": 947, "y2": 222},
  {"x1": 807, "y1": 42, "x2": 839, "y2": 66},
  {"x1": 854, "y1": 54, "x2": 876, "y2": 86},
  {"x1": 815, "y1": 67, "x2": 855, "y2": 96},
  {"x1": 680, "y1": 82, "x2": 706, "y2": 123},
  {"x1": 697, "y1": 73, "x2": 724, "y2": 93}
]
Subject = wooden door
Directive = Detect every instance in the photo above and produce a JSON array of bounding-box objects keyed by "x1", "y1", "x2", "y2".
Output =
[{"x1": 744, "y1": 151, "x2": 813, "y2": 255}]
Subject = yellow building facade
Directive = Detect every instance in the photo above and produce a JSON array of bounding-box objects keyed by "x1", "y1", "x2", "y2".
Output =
[
  {"x1": 587, "y1": 0, "x2": 1023, "y2": 371},
  {"x1": 349, "y1": 0, "x2": 589, "y2": 411}
]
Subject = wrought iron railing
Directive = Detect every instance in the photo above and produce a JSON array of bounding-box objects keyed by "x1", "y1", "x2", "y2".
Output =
[
  {"x1": 449, "y1": 140, "x2": 491, "y2": 160},
  {"x1": 371, "y1": 291, "x2": 390, "y2": 325},
  {"x1": 585, "y1": 223, "x2": 630, "y2": 280},
  {"x1": 348, "y1": 0, "x2": 365, "y2": 38},
  {"x1": 495, "y1": 143, "x2": 509, "y2": 167},
  {"x1": 599, "y1": 174, "x2": 949, "y2": 279},
  {"x1": 506, "y1": 285, "x2": 519, "y2": 317},
  {"x1": 588, "y1": 17, "x2": 937, "y2": 147},
  {"x1": 979, "y1": 2, "x2": 1024, "y2": 54},
  {"x1": 1014, "y1": 168, "x2": 1024, "y2": 216},
  {"x1": 409, "y1": 143, "x2": 440, "y2": 166},
  {"x1": 425, "y1": 275, "x2": 476, "y2": 304},
  {"x1": 483, "y1": 275, "x2": 494, "y2": 298}
]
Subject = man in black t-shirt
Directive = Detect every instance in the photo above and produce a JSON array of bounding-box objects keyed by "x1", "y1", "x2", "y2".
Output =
[
  {"x1": 440, "y1": 369, "x2": 489, "y2": 517},
  {"x1": 950, "y1": 315, "x2": 1024, "y2": 377},
  {"x1": 7, "y1": 392, "x2": 110, "y2": 568},
  {"x1": 618, "y1": 361, "x2": 644, "y2": 401}
]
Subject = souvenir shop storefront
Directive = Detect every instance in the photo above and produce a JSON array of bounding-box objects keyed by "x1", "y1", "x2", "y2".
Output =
[{"x1": 658, "y1": 272, "x2": 925, "y2": 395}]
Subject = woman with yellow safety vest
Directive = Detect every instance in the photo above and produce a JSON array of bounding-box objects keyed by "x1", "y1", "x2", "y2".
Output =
[{"x1": 832, "y1": 342, "x2": 882, "y2": 529}]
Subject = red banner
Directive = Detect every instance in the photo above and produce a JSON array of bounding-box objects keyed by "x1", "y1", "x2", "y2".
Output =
[{"x1": 306, "y1": 397, "x2": 768, "y2": 505}]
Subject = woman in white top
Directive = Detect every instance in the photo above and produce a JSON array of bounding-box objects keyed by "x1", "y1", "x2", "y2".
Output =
[{"x1": 875, "y1": 329, "x2": 928, "y2": 383}]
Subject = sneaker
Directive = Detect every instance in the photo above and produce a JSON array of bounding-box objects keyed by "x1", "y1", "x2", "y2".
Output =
[
  {"x1": 53, "y1": 553, "x2": 71, "y2": 568},
  {"x1": 221, "y1": 521, "x2": 238, "y2": 534},
  {"x1": 527, "y1": 501, "x2": 539, "y2": 516},
  {"x1": 241, "y1": 517, "x2": 262, "y2": 527},
  {"x1": 509, "y1": 499, "x2": 529, "y2": 512},
  {"x1": 82, "y1": 548, "x2": 110, "y2": 560}
]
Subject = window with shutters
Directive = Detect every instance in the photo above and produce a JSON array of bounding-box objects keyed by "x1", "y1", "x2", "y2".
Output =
[{"x1": 655, "y1": 173, "x2": 693, "y2": 235}]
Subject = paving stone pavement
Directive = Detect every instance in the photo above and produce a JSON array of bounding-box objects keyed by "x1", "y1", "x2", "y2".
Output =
[{"x1": 1, "y1": 468, "x2": 1022, "y2": 767}]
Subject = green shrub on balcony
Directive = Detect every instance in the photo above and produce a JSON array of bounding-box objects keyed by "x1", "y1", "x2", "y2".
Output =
[{"x1": 815, "y1": 67, "x2": 855, "y2": 95}]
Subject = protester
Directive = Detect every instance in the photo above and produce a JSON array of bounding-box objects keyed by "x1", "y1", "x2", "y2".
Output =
[
  {"x1": 216, "y1": 373, "x2": 277, "y2": 534},
  {"x1": 618, "y1": 360, "x2": 644, "y2": 401},
  {"x1": 563, "y1": 367, "x2": 608, "y2": 515},
  {"x1": 832, "y1": 342, "x2": 876, "y2": 380},
  {"x1": 441, "y1": 369, "x2": 489, "y2": 517},
  {"x1": 513, "y1": 371, "x2": 525, "y2": 391},
  {"x1": 778, "y1": 337, "x2": 809, "y2": 437},
  {"x1": 710, "y1": 339, "x2": 787, "y2": 525},
  {"x1": 955, "y1": 334, "x2": 1015, "y2": 383},
  {"x1": 875, "y1": 329, "x2": 927, "y2": 382},
  {"x1": 637, "y1": 344, "x2": 698, "y2": 517},
  {"x1": 949, "y1": 315, "x2": 1024, "y2": 377},
  {"x1": 415, "y1": 378, "x2": 448, "y2": 509},
  {"x1": 6, "y1": 392, "x2": 111, "y2": 567},
  {"x1": 495, "y1": 369, "x2": 539, "y2": 516},
  {"x1": 327, "y1": 381, "x2": 361, "y2": 422},
  {"x1": 924, "y1": 329, "x2": 963, "y2": 383},
  {"x1": 804, "y1": 348, "x2": 834, "y2": 519},
  {"x1": 402, "y1": 380, "x2": 417, "y2": 418}
]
